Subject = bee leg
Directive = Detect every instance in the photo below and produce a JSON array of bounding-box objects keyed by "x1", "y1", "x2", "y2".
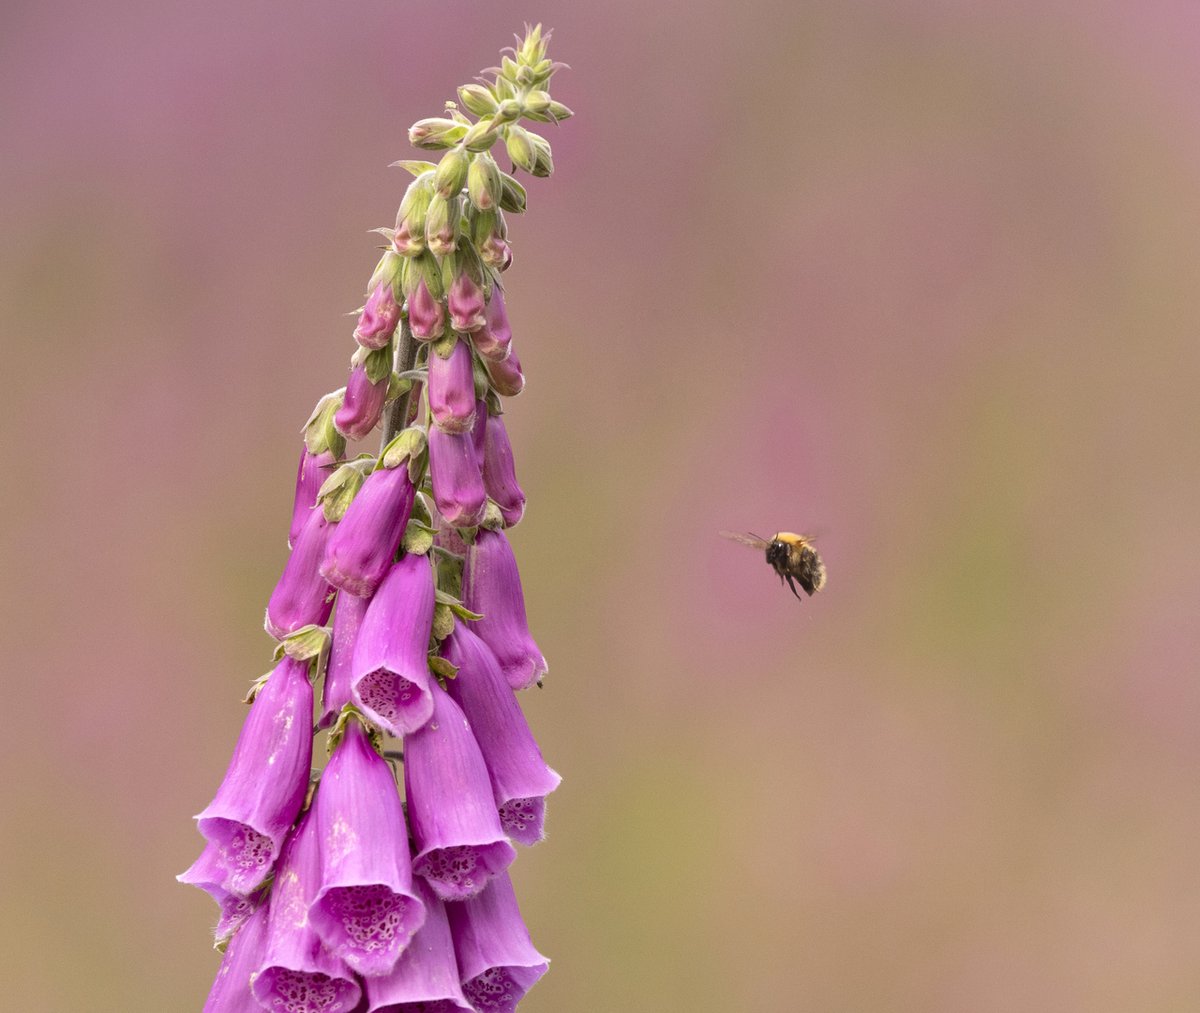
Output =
[{"x1": 784, "y1": 574, "x2": 803, "y2": 601}]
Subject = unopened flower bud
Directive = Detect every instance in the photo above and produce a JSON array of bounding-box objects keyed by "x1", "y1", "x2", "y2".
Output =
[
  {"x1": 334, "y1": 361, "x2": 389, "y2": 440},
  {"x1": 484, "y1": 346, "x2": 525, "y2": 397},
  {"x1": 290, "y1": 447, "x2": 337, "y2": 548},
  {"x1": 434, "y1": 148, "x2": 470, "y2": 199},
  {"x1": 461, "y1": 118, "x2": 501, "y2": 153},
  {"x1": 463, "y1": 527, "x2": 546, "y2": 690},
  {"x1": 318, "y1": 591, "x2": 368, "y2": 728},
  {"x1": 504, "y1": 125, "x2": 537, "y2": 175},
  {"x1": 302, "y1": 389, "x2": 347, "y2": 459},
  {"x1": 428, "y1": 337, "x2": 477, "y2": 434},
  {"x1": 459, "y1": 84, "x2": 498, "y2": 117},
  {"x1": 467, "y1": 152, "x2": 502, "y2": 212},
  {"x1": 354, "y1": 281, "x2": 401, "y2": 349},
  {"x1": 548, "y1": 99, "x2": 574, "y2": 121},
  {"x1": 472, "y1": 208, "x2": 511, "y2": 270},
  {"x1": 321, "y1": 460, "x2": 417, "y2": 597},
  {"x1": 407, "y1": 276, "x2": 445, "y2": 341},
  {"x1": 266, "y1": 507, "x2": 335, "y2": 639},
  {"x1": 394, "y1": 174, "x2": 435, "y2": 256},
  {"x1": 425, "y1": 194, "x2": 460, "y2": 258},
  {"x1": 498, "y1": 173, "x2": 527, "y2": 214},
  {"x1": 429, "y1": 425, "x2": 486, "y2": 526},
  {"x1": 409, "y1": 117, "x2": 468, "y2": 150},
  {"x1": 524, "y1": 90, "x2": 551, "y2": 115},
  {"x1": 528, "y1": 132, "x2": 553, "y2": 177},
  {"x1": 448, "y1": 270, "x2": 487, "y2": 333},
  {"x1": 482, "y1": 413, "x2": 526, "y2": 526},
  {"x1": 472, "y1": 287, "x2": 513, "y2": 361}
]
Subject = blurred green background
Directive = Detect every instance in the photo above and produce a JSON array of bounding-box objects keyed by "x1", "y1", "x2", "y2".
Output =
[{"x1": 4, "y1": 1, "x2": 1199, "y2": 1010}]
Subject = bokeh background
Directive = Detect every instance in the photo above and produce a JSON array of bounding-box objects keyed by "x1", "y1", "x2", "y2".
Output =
[{"x1": 3, "y1": 1, "x2": 1199, "y2": 1010}]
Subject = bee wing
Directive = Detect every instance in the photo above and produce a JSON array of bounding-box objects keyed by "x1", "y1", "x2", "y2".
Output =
[{"x1": 719, "y1": 531, "x2": 771, "y2": 551}]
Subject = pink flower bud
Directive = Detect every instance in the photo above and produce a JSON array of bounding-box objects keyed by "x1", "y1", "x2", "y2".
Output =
[
  {"x1": 319, "y1": 591, "x2": 368, "y2": 729},
  {"x1": 289, "y1": 447, "x2": 336, "y2": 549},
  {"x1": 320, "y1": 462, "x2": 416, "y2": 598},
  {"x1": 448, "y1": 272, "x2": 487, "y2": 333},
  {"x1": 484, "y1": 346, "x2": 525, "y2": 397},
  {"x1": 482, "y1": 413, "x2": 526, "y2": 527},
  {"x1": 407, "y1": 277, "x2": 445, "y2": 341},
  {"x1": 428, "y1": 425, "x2": 486, "y2": 527},
  {"x1": 353, "y1": 282, "x2": 400, "y2": 350},
  {"x1": 471, "y1": 288, "x2": 513, "y2": 361},
  {"x1": 266, "y1": 509, "x2": 335, "y2": 640},
  {"x1": 428, "y1": 338, "x2": 477, "y2": 434},
  {"x1": 334, "y1": 363, "x2": 389, "y2": 441}
]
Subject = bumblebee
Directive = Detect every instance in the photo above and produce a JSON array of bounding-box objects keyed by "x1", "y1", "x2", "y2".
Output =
[{"x1": 721, "y1": 531, "x2": 826, "y2": 601}]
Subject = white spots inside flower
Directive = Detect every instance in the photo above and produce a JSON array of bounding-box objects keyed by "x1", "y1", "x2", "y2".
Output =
[
  {"x1": 325, "y1": 885, "x2": 413, "y2": 960},
  {"x1": 464, "y1": 967, "x2": 523, "y2": 1012},
  {"x1": 228, "y1": 824, "x2": 273, "y2": 873},
  {"x1": 216, "y1": 894, "x2": 255, "y2": 939},
  {"x1": 265, "y1": 969, "x2": 349, "y2": 1013},
  {"x1": 357, "y1": 668, "x2": 418, "y2": 727},
  {"x1": 416, "y1": 845, "x2": 481, "y2": 897},
  {"x1": 499, "y1": 797, "x2": 544, "y2": 845}
]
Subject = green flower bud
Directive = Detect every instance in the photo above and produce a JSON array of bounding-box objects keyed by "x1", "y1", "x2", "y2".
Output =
[
  {"x1": 505, "y1": 126, "x2": 537, "y2": 175},
  {"x1": 434, "y1": 148, "x2": 470, "y2": 198},
  {"x1": 408, "y1": 117, "x2": 468, "y2": 150},
  {"x1": 424, "y1": 193, "x2": 462, "y2": 258},
  {"x1": 467, "y1": 152, "x2": 502, "y2": 212},
  {"x1": 458, "y1": 84, "x2": 498, "y2": 117},
  {"x1": 498, "y1": 173, "x2": 527, "y2": 214},
  {"x1": 527, "y1": 131, "x2": 553, "y2": 178},
  {"x1": 523, "y1": 90, "x2": 551, "y2": 115},
  {"x1": 461, "y1": 118, "x2": 501, "y2": 153},
  {"x1": 393, "y1": 173, "x2": 435, "y2": 256},
  {"x1": 494, "y1": 98, "x2": 522, "y2": 125},
  {"x1": 548, "y1": 100, "x2": 574, "y2": 122}
]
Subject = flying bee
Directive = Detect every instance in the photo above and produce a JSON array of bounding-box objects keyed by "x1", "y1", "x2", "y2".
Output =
[{"x1": 720, "y1": 531, "x2": 826, "y2": 601}]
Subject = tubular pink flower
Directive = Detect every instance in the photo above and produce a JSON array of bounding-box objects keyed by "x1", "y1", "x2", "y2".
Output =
[
  {"x1": 321, "y1": 462, "x2": 416, "y2": 598},
  {"x1": 266, "y1": 508, "x2": 335, "y2": 640},
  {"x1": 443, "y1": 627, "x2": 560, "y2": 846},
  {"x1": 483, "y1": 347, "x2": 524, "y2": 398},
  {"x1": 428, "y1": 425, "x2": 486, "y2": 527},
  {"x1": 203, "y1": 900, "x2": 270, "y2": 1013},
  {"x1": 481, "y1": 414, "x2": 525, "y2": 527},
  {"x1": 254, "y1": 810, "x2": 362, "y2": 1013},
  {"x1": 194, "y1": 656, "x2": 313, "y2": 895},
  {"x1": 335, "y1": 363, "x2": 389, "y2": 441},
  {"x1": 350, "y1": 553, "x2": 435, "y2": 736},
  {"x1": 311, "y1": 722, "x2": 426, "y2": 976},
  {"x1": 428, "y1": 338, "x2": 477, "y2": 434},
  {"x1": 290, "y1": 448, "x2": 336, "y2": 549},
  {"x1": 447, "y1": 272, "x2": 487, "y2": 333},
  {"x1": 355, "y1": 282, "x2": 401, "y2": 350},
  {"x1": 404, "y1": 681, "x2": 516, "y2": 901},
  {"x1": 177, "y1": 840, "x2": 260, "y2": 941},
  {"x1": 319, "y1": 591, "x2": 369, "y2": 729},
  {"x1": 446, "y1": 872, "x2": 549, "y2": 1013},
  {"x1": 407, "y1": 278, "x2": 445, "y2": 341},
  {"x1": 462, "y1": 528, "x2": 547, "y2": 691},
  {"x1": 362, "y1": 875, "x2": 472, "y2": 1012},
  {"x1": 470, "y1": 289, "x2": 512, "y2": 362}
]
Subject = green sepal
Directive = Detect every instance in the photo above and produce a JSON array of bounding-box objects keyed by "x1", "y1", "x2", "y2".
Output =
[
  {"x1": 493, "y1": 94, "x2": 520, "y2": 121},
  {"x1": 410, "y1": 492, "x2": 433, "y2": 529},
  {"x1": 472, "y1": 351, "x2": 491, "y2": 401},
  {"x1": 431, "y1": 603, "x2": 456, "y2": 642},
  {"x1": 402, "y1": 519, "x2": 435, "y2": 557},
  {"x1": 428, "y1": 655, "x2": 458, "y2": 682},
  {"x1": 458, "y1": 84, "x2": 498, "y2": 116},
  {"x1": 484, "y1": 389, "x2": 503, "y2": 416},
  {"x1": 325, "y1": 703, "x2": 377, "y2": 753},
  {"x1": 432, "y1": 330, "x2": 459, "y2": 360},
  {"x1": 302, "y1": 389, "x2": 347, "y2": 458},
  {"x1": 367, "y1": 250, "x2": 404, "y2": 295},
  {"x1": 242, "y1": 669, "x2": 274, "y2": 705},
  {"x1": 381, "y1": 425, "x2": 427, "y2": 470},
  {"x1": 391, "y1": 159, "x2": 438, "y2": 176},
  {"x1": 271, "y1": 625, "x2": 332, "y2": 683},
  {"x1": 480, "y1": 499, "x2": 505, "y2": 532},
  {"x1": 434, "y1": 148, "x2": 470, "y2": 199},
  {"x1": 526, "y1": 131, "x2": 553, "y2": 177},
  {"x1": 361, "y1": 342, "x2": 394, "y2": 385},
  {"x1": 462, "y1": 119, "x2": 501, "y2": 153},
  {"x1": 434, "y1": 588, "x2": 484, "y2": 621},
  {"x1": 498, "y1": 173, "x2": 527, "y2": 213},
  {"x1": 316, "y1": 459, "x2": 372, "y2": 521},
  {"x1": 387, "y1": 372, "x2": 414, "y2": 404},
  {"x1": 404, "y1": 251, "x2": 444, "y2": 300}
]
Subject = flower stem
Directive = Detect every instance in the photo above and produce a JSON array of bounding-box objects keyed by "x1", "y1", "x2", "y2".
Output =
[{"x1": 380, "y1": 318, "x2": 418, "y2": 448}]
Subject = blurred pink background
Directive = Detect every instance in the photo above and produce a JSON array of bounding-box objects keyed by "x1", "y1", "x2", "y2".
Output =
[{"x1": 4, "y1": 1, "x2": 1200, "y2": 1010}]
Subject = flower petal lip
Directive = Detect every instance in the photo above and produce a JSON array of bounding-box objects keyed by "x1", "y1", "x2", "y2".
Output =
[
  {"x1": 335, "y1": 363, "x2": 389, "y2": 441},
  {"x1": 446, "y1": 872, "x2": 549, "y2": 1012},
  {"x1": 447, "y1": 271, "x2": 487, "y2": 333},
  {"x1": 318, "y1": 591, "x2": 369, "y2": 729},
  {"x1": 310, "y1": 722, "x2": 426, "y2": 976},
  {"x1": 321, "y1": 462, "x2": 416, "y2": 599},
  {"x1": 266, "y1": 508, "x2": 335, "y2": 640},
  {"x1": 253, "y1": 809, "x2": 362, "y2": 1013},
  {"x1": 203, "y1": 901, "x2": 270, "y2": 1013},
  {"x1": 481, "y1": 414, "x2": 525, "y2": 527},
  {"x1": 362, "y1": 876, "x2": 473, "y2": 1012},
  {"x1": 483, "y1": 347, "x2": 524, "y2": 398},
  {"x1": 177, "y1": 840, "x2": 261, "y2": 942},
  {"x1": 407, "y1": 277, "x2": 445, "y2": 340},
  {"x1": 470, "y1": 288, "x2": 513, "y2": 362},
  {"x1": 194, "y1": 656, "x2": 314, "y2": 896},
  {"x1": 405, "y1": 681, "x2": 516, "y2": 901},
  {"x1": 428, "y1": 337, "x2": 478, "y2": 434},
  {"x1": 350, "y1": 553, "x2": 436, "y2": 736},
  {"x1": 443, "y1": 627, "x2": 560, "y2": 846},
  {"x1": 462, "y1": 528, "x2": 547, "y2": 691},
  {"x1": 428, "y1": 426, "x2": 486, "y2": 527}
]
